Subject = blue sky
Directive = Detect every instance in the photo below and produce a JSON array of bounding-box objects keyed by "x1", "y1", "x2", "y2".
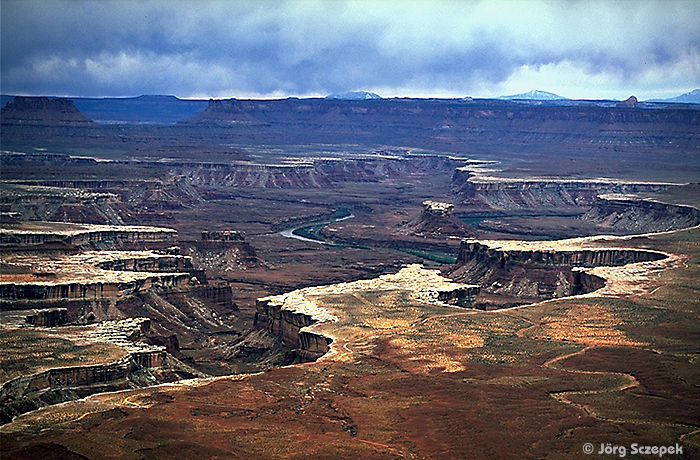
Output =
[{"x1": 2, "y1": 0, "x2": 699, "y2": 100}]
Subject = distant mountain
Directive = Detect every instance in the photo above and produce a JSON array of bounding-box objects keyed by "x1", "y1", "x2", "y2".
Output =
[
  {"x1": 1, "y1": 94, "x2": 209, "y2": 124},
  {"x1": 326, "y1": 91, "x2": 381, "y2": 100},
  {"x1": 499, "y1": 90, "x2": 569, "y2": 101},
  {"x1": 647, "y1": 89, "x2": 700, "y2": 104},
  {"x1": 73, "y1": 95, "x2": 209, "y2": 124}
]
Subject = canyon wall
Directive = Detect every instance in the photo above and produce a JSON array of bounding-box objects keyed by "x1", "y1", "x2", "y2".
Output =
[
  {"x1": 581, "y1": 195, "x2": 700, "y2": 234},
  {"x1": 191, "y1": 284, "x2": 237, "y2": 310},
  {"x1": 176, "y1": 155, "x2": 458, "y2": 189},
  {"x1": 254, "y1": 298, "x2": 332, "y2": 361},
  {"x1": 0, "y1": 273, "x2": 191, "y2": 301},
  {"x1": 96, "y1": 254, "x2": 192, "y2": 273},
  {"x1": 0, "y1": 349, "x2": 172, "y2": 424},
  {"x1": 25, "y1": 308, "x2": 69, "y2": 327},
  {"x1": 451, "y1": 170, "x2": 674, "y2": 211},
  {"x1": 0, "y1": 315, "x2": 171, "y2": 424},
  {"x1": 0, "y1": 225, "x2": 177, "y2": 249},
  {"x1": 450, "y1": 240, "x2": 666, "y2": 303},
  {"x1": 456, "y1": 240, "x2": 666, "y2": 268},
  {"x1": 1, "y1": 174, "x2": 204, "y2": 225}
]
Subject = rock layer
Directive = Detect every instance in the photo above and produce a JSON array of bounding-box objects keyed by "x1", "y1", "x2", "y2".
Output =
[
  {"x1": 451, "y1": 170, "x2": 674, "y2": 211},
  {"x1": 180, "y1": 98, "x2": 700, "y2": 155},
  {"x1": 581, "y1": 195, "x2": 700, "y2": 234},
  {"x1": 0, "y1": 221, "x2": 177, "y2": 249},
  {"x1": 0, "y1": 317, "x2": 201, "y2": 424},
  {"x1": 450, "y1": 239, "x2": 667, "y2": 303}
]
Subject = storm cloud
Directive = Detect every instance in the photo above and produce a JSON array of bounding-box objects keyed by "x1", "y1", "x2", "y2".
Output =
[{"x1": 2, "y1": 0, "x2": 699, "y2": 99}]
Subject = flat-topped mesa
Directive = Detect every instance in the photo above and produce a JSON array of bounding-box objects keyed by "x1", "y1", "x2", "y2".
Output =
[
  {"x1": 1, "y1": 96, "x2": 96, "y2": 126},
  {"x1": 451, "y1": 239, "x2": 667, "y2": 304}
]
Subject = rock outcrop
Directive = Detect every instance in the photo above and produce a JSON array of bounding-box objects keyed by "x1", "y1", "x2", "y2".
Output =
[
  {"x1": 450, "y1": 239, "x2": 667, "y2": 305},
  {"x1": 451, "y1": 171, "x2": 674, "y2": 212},
  {"x1": 399, "y1": 201, "x2": 472, "y2": 238},
  {"x1": 581, "y1": 195, "x2": 700, "y2": 234},
  {"x1": 0, "y1": 221, "x2": 178, "y2": 249},
  {"x1": 0, "y1": 318, "x2": 201, "y2": 424},
  {"x1": 617, "y1": 96, "x2": 638, "y2": 108},
  {"x1": 1, "y1": 97, "x2": 96, "y2": 126}
]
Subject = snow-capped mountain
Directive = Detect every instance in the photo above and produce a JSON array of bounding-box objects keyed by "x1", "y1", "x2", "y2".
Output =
[
  {"x1": 647, "y1": 89, "x2": 700, "y2": 104},
  {"x1": 326, "y1": 91, "x2": 382, "y2": 100},
  {"x1": 499, "y1": 90, "x2": 569, "y2": 101}
]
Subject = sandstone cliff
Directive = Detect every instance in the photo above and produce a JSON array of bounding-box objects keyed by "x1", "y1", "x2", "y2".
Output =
[
  {"x1": 450, "y1": 239, "x2": 667, "y2": 305},
  {"x1": 0, "y1": 221, "x2": 178, "y2": 249},
  {"x1": 0, "y1": 318, "x2": 202, "y2": 424},
  {"x1": 451, "y1": 170, "x2": 674, "y2": 212},
  {"x1": 581, "y1": 195, "x2": 700, "y2": 234}
]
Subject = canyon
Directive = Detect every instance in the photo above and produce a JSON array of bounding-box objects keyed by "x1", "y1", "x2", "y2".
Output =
[{"x1": 1, "y1": 95, "x2": 699, "y2": 459}]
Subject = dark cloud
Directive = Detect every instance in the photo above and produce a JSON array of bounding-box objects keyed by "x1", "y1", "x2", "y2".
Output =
[{"x1": 1, "y1": 0, "x2": 698, "y2": 99}]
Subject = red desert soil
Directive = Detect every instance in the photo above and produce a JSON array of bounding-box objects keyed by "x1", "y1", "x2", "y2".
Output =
[{"x1": 4, "y1": 226, "x2": 700, "y2": 460}]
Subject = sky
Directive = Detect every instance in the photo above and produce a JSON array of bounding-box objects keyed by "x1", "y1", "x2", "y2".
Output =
[{"x1": 2, "y1": 0, "x2": 699, "y2": 100}]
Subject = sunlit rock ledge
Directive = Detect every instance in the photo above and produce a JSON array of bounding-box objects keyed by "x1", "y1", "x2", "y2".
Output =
[
  {"x1": 260, "y1": 264, "x2": 479, "y2": 321},
  {"x1": 256, "y1": 265, "x2": 480, "y2": 359},
  {"x1": 0, "y1": 250, "x2": 192, "y2": 300},
  {"x1": 0, "y1": 221, "x2": 177, "y2": 247}
]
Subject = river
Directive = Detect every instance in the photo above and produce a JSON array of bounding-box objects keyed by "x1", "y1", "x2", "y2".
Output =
[{"x1": 280, "y1": 214, "x2": 355, "y2": 244}]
